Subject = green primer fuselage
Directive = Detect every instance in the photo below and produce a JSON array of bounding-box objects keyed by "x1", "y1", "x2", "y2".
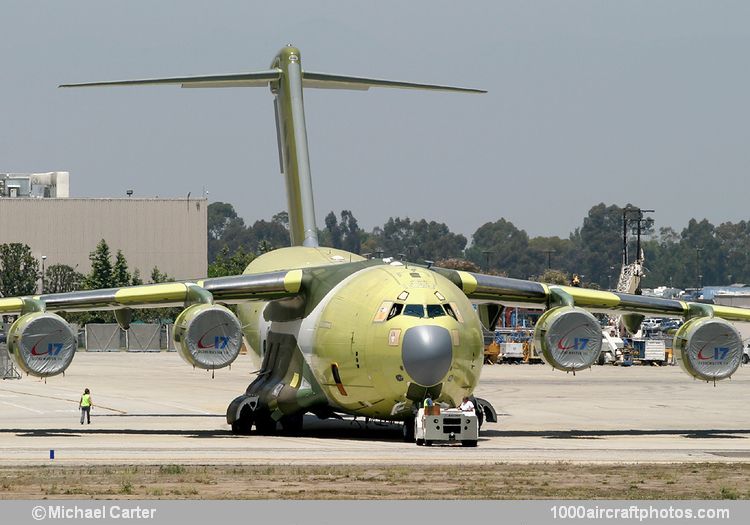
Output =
[{"x1": 238, "y1": 246, "x2": 484, "y2": 420}]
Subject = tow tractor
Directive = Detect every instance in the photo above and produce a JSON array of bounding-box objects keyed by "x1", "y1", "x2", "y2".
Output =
[{"x1": 414, "y1": 406, "x2": 478, "y2": 447}]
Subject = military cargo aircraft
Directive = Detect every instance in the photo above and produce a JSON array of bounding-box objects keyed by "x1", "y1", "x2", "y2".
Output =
[{"x1": 2, "y1": 45, "x2": 749, "y2": 442}]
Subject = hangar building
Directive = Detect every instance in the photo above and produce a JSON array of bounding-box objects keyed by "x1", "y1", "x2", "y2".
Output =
[{"x1": 0, "y1": 173, "x2": 207, "y2": 281}]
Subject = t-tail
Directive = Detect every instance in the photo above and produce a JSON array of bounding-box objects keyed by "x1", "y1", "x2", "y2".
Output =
[{"x1": 60, "y1": 45, "x2": 486, "y2": 248}]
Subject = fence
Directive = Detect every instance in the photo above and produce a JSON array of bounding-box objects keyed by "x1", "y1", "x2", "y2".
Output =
[
  {"x1": 1, "y1": 344, "x2": 20, "y2": 380},
  {"x1": 85, "y1": 324, "x2": 125, "y2": 352},
  {"x1": 126, "y1": 324, "x2": 162, "y2": 352},
  {"x1": 84, "y1": 323, "x2": 175, "y2": 352}
]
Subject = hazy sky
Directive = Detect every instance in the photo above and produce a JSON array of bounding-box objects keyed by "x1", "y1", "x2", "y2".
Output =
[{"x1": 2, "y1": 1, "x2": 749, "y2": 240}]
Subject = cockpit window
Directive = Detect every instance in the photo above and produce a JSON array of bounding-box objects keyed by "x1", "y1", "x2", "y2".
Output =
[
  {"x1": 387, "y1": 303, "x2": 404, "y2": 321},
  {"x1": 426, "y1": 304, "x2": 446, "y2": 318},
  {"x1": 403, "y1": 304, "x2": 425, "y2": 318},
  {"x1": 443, "y1": 303, "x2": 458, "y2": 321}
]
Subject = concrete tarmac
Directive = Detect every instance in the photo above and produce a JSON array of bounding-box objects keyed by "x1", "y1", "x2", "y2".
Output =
[{"x1": 1, "y1": 352, "x2": 749, "y2": 465}]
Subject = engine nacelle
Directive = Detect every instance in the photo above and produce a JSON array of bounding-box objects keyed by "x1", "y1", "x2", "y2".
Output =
[
  {"x1": 673, "y1": 317, "x2": 742, "y2": 382},
  {"x1": 173, "y1": 304, "x2": 242, "y2": 370},
  {"x1": 534, "y1": 306, "x2": 602, "y2": 372},
  {"x1": 7, "y1": 312, "x2": 77, "y2": 377}
]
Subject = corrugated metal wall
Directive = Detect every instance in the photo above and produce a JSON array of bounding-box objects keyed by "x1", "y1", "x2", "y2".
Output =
[{"x1": 0, "y1": 198, "x2": 207, "y2": 280}]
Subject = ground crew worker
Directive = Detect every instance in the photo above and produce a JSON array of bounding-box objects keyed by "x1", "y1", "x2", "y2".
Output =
[
  {"x1": 423, "y1": 395, "x2": 434, "y2": 408},
  {"x1": 571, "y1": 274, "x2": 581, "y2": 287},
  {"x1": 79, "y1": 388, "x2": 93, "y2": 425},
  {"x1": 459, "y1": 396, "x2": 475, "y2": 412}
]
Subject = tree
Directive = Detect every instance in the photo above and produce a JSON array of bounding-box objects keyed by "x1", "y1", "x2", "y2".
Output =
[
  {"x1": 529, "y1": 268, "x2": 570, "y2": 285},
  {"x1": 246, "y1": 219, "x2": 290, "y2": 253},
  {"x1": 85, "y1": 239, "x2": 114, "y2": 290},
  {"x1": 569, "y1": 203, "x2": 625, "y2": 288},
  {"x1": 435, "y1": 258, "x2": 481, "y2": 272},
  {"x1": 131, "y1": 269, "x2": 144, "y2": 286},
  {"x1": 0, "y1": 243, "x2": 40, "y2": 296},
  {"x1": 320, "y1": 210, "x2": 364, "y2": 254},
  {"x1": 208, "y1": 246, "x2": 254, "y2": 277},
  {"x1": 272, "y1": 211, "x2": 289, "y2": 229},
  {"x1": 113, "y1": 250, "x2": 131, "y2": 287},
  {"x1": 149, "y1": 266, "x2": 172, "y2": 284},
  {"x1": 466, "y1": 219, "x2": 531, "y2": 277},
  {"x1": 323, "y1": 211, "x2": 343, "y2": 249},
  {"x1": 208, "y1": 202, "x2": 240, "y2": 240},
  {"x1": 715, "y1": 221, "x2": 750, "y2": 284},
  {"x1": 369, "y1": 217, "x2": 466, "y2": 262},
  {"x1": 680, "y1": 218, "x2": 721, "y2": 288},
  {"x1": 43, "y1": 264, "x2": 84, "y2": 294}
]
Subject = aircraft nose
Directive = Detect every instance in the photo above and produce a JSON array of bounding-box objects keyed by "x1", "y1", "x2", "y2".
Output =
[{"x1": 401, "y1": 325, "x2": 453, "y2": 387}]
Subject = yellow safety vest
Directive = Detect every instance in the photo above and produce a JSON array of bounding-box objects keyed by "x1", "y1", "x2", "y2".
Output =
[{"x1": 80, "y1": 394, "x2": 91, "y2": 407}]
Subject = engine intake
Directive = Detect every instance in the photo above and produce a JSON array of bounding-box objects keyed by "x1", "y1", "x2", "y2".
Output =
[
  {"x1": 534, "y1": 306, "x2": 602, "y2": 372},
  {"x1": 173, "y1": 304, "x2": 242, "y2": 370},
  {"x1": 7, "y1": 312, "x2": 77, "y2": 377},
  {"x1": 673, "y1": 317, "x2": 742, "y2": 382}
]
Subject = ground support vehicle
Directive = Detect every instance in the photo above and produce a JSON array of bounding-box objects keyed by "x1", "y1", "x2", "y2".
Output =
[
  {"x1": 632, "y1": 338, "x2": 668, "y2": 365},
  {"x1": 414, "y1": 407, "x2": 478, "y2": 447}
]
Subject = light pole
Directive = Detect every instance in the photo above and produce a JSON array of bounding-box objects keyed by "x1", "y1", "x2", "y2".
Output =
[
  {"x1": 41, "y1": 255, "x2": 47, "y2": 294},
  {"x1": 695, "y1": 247, "x2": 703, "y2": 291},
  {"x1": 543, "y1": 249, "x2": 556, "y2": 270},
  {"x1": 482, "y1": 250, "x2": 493, "y2": 272}
]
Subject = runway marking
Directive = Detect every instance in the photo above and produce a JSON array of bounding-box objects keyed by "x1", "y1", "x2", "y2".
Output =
[{"x1": 1, "y1": 401, "x2": 44, "y2": 414}]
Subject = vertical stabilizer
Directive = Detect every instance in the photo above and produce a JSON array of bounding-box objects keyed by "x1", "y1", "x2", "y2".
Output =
[{"x1": 271, "y1": 46, "x2": 319, "y2": 247}]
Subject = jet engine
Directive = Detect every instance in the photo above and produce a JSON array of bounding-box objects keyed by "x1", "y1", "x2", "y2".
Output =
[
  {"x1": 534, "y1": 306, "x2": 602, "y2": 372},
  {"x1": 7, "y1": 312, "x2": 77, "y2": 377},
  {"x1": 173, "y1": 304, "x2": 242, "y2": 370},
  {"x1": 673, "y1": 317, "x2": 742, "y2": 382}
]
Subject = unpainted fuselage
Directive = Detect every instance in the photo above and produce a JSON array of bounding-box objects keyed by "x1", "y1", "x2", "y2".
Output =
[{"x1": 237, "y1": 246, "x2": 484, "y2": 420}]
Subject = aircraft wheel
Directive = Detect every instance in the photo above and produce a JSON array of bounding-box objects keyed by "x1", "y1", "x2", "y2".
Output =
[
  {"x1": 402, "y1": 417, "x2": 415, "y2": 442},
  {"x1": 461, "y1": 440, "x2": 478, "y2": 447},
  {"x1": 231, "y1": 406, "x2": 254, "y2": 435},
  {"x1": 743, "y1": 354, "x2": 749, "y2": 365},
  {"x1": 254, "y1": 412, "x2": 278, "y2": 435},
  {"x1": 280, "y1": 413, "x2": 304, "y2": 435},
  {"x1": 424, "y1": 440, "x2": 433, "y2": 447},
  {"x1": 470, "y1": 396, "x2": 484, "y2": 429},
  {"x1": 416, "y1": 439, "x2": 424, "y2": 446}
]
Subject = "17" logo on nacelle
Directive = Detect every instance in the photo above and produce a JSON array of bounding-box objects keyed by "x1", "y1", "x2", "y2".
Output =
[
  {"x1": 197, "y1": 335, "x2": 230, "y2": 350},
  {"x1": 31, "y1": 343, "x2": 64, "y2": 356},
  {"x1": 557, "y1": 338, "x2": 589, "y2": 351},
  {"x1": 697, "y1": 347, "x2": 730, "y2": 360}
]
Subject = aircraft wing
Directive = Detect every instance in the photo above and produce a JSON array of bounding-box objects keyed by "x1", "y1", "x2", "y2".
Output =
[
  {"x1": 433, "y1": 268, "x2": 750, "y2": 322},
  {"x1": 0, "y1": 269, "x2": 303, "y2": 316}
]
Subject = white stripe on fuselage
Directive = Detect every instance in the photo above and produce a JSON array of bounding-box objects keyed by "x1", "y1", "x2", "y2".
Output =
[{"x1": 267, "y1": 265, "x2": 384, "y2": 367}]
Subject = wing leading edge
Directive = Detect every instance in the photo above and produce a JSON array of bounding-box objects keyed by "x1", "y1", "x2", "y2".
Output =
[
  {"x1": 433, "y1": 268, "x2": 750, "y2": 323},
  {"x1": 0, "y1": 269, "x2": 304, "y2": 316}
]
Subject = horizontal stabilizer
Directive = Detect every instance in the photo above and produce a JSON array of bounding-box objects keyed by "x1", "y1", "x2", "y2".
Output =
[
  {"x1": 60, "y1": 69, "x2": 484, "y2": 93},
  {"x1": 59, "y1": 70, "x2": 281, "y2": 89},
  {"x1": 301, "y1": 71, "x2": 486, "y2": 93}
]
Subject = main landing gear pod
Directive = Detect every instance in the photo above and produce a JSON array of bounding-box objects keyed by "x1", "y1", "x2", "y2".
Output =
[
  {"x1": 173, "y1": 304, "x2": 242, "y2": 369},
  {"x1": 7, "y1": 312, "x2": 77, "y2": 377},
  {"x1": 673, "y1": 317, "x2": 742, "y2": 382},
  {"x1": 534, "y1": 306, "x2": 602, "y2": 372}
]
